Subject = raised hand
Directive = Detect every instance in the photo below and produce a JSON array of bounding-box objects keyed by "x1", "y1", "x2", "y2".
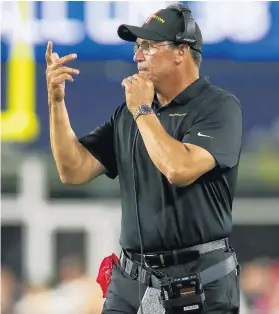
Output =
[{"x1": 45, "y1": 41, "x2": 80, "y2": 104}]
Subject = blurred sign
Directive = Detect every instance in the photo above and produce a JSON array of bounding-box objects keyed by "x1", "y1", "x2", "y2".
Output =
[
  {"x1": 1, "y1": 2, "x2": 39, "y2": 142},
  {"x1": 1, "y1": 1, "x2": 279, "y2": 144},
  {"x1": 1, "y1": 1, "x2": 279, "y2": 62}
]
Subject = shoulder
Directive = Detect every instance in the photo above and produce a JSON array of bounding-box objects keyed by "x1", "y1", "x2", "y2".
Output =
[
  {"x1": 202, "y1": 85, "x2": 242, "y2": 117},
  {"x1": 208, "y1": 85, "x2": 241, "y2": 107},
  {"x1": 110, "y1": 102, "x2": 128, "y2": 123},
  {"x1": 114, "y1": 102, "x2": 127, "y2": 116}
]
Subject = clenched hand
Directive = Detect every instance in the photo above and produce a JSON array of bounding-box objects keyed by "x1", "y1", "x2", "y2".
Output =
[{"x1": 122, "y1": 74, "x2": 154, "y2": 115}]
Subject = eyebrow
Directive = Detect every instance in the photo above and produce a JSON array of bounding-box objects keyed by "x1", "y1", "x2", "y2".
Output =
[
  {"x1": 136, "y1": 40, "x2": 160, "y2": 45},
  {"x1": 136, "y1": 40, "x2": 147, "y2": 44}
]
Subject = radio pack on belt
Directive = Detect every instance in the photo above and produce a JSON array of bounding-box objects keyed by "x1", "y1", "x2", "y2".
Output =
[
  {"x1": 160, "y1": 273, "x2": 205, "y2": 313},
  {"x1": 157, "y1": 254, "x2": 239, "y2": 313},
  {"x1": 120, "y1": 241, "x2": 240, "y2": 314}
]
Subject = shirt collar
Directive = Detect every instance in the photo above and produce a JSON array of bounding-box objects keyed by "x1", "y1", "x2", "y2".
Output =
[
  {"x1": 153, "y1": 76, "x2": 210, "y2": 107},
  {"x1": 173, "y1": 76, "x2": 210, "y2": 105}
]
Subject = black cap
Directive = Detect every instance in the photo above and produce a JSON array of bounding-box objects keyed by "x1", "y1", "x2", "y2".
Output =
[{"x1": 117, "y1": 4, "x2": 202, "y2": 54}]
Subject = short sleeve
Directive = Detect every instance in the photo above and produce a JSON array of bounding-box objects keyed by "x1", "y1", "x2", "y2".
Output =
[
  {"x1": 182, "y1": 95, "x2": 243, "y2": 168},
  {"x1": 78, "y1": 107, "x2": 120, "y2": 179}
]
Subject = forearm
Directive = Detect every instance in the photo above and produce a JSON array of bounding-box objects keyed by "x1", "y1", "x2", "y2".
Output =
[
  {"x1": 49, "y1": 101, "x2": 86, "y2": 177},
  {"x1": 136, "y1": 114, "x2": 188, "y2": 179}
]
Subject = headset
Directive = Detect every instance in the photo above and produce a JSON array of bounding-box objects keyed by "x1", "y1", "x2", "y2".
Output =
[{"x1": 167, "y1": 3, "x2": 197, "y2": 46}]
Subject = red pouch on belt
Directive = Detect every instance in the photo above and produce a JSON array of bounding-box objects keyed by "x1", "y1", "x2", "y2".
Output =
[{"x1": 96, "y1": 253, "x2": 119, "y2": 298}]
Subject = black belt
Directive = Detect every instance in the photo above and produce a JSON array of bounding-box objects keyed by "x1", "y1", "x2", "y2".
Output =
[
  {"x1": 124, "y1": 238, "x2": 228, "y2": 268},
  {"x1": 119, "y1": 246, "x2": 238, "y2": 289}
]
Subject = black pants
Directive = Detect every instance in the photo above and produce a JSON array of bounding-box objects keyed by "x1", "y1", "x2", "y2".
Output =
[{"x1": 102, "y1": 250, "x2": 240, "y2": 314}]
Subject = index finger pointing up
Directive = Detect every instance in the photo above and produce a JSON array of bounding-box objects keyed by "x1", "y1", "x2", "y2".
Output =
[{"x1": 45, "y1": 41, "x2": 53, "y2": 66}]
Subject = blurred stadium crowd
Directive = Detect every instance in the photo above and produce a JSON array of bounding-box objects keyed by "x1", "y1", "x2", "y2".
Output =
[
  {"x1": 1, "y1": 255, "x2": 104, "y2": 314},
  {"x1": 1, "y1": 256, "x2": 279, "y2": 314}
]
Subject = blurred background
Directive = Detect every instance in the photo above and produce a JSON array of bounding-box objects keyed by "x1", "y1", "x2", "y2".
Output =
[{"x1": 1, "y1": 1, "x2": 279, "y2": 314}]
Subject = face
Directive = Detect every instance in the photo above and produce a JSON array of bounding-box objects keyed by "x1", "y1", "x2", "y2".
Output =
[{"x1": 133, "y1": 38, "x2": 182, "y2": 87}]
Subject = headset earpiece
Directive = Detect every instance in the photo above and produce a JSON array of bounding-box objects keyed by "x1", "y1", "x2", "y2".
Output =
[{"x1": 166, "y1": 4, "x2": 197, "y2": 45}]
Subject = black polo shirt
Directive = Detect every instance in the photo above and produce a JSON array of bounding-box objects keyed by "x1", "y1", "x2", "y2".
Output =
[{"x1": 79, "y1": 77, "x2": 242, "y2": 253}]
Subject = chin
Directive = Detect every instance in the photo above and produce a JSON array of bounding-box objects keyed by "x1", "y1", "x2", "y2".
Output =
[{"x1": 138, "y1": 70, "x2": 151, "y2": 79}]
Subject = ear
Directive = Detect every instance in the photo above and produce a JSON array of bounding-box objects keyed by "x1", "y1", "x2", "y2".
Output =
[{"x1": 175, "y1": 44, "x2": 188, "y2": 64}]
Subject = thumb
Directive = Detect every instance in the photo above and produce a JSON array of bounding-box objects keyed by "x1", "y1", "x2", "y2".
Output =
[{"x1": 51, "y1": 52, "x2": 59, "y2": 63}]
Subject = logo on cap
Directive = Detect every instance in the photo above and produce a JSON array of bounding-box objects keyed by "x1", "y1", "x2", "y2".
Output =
[{"x1": 144, "y1": 10, "x2": 165, "y2": 24}]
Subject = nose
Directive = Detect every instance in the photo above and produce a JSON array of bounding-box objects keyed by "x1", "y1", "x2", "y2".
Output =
[{"x1": 133, "y1": 48, "x2": 145, "y2": 62}]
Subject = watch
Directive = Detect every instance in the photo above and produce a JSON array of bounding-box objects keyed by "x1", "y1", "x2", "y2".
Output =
[{"x1": 133, "y1": 104, "x2": 154, "y2": 121}]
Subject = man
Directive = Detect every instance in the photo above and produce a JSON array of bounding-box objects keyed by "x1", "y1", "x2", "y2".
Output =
[{"x1": 46, "y1": 3, "x2": 242, "y2": 314}]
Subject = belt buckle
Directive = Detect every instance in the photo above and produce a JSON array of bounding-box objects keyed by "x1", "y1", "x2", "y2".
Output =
[
  {"x1": 144, "y1": 259, "x2": 150, "y2": 268},
  {"x1": 144, "y1": 253, "x2": 165, "y2": 268},
  {"x1": 143, "y1": 253, "x2": 154, "y2": 268}
]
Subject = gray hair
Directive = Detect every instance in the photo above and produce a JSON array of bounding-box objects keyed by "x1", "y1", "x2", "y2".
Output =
[
  {"x1": 170, "y1": 43, "x2": 202, "y2": 68},
  {"x1": 190, "y1": 48, "x2": 202, "y2": 68}
]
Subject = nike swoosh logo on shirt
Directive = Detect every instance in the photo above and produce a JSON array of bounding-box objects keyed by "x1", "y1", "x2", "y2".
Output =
[{"x1": 197, "y1": 132, "x2": 214, "y2": 138}]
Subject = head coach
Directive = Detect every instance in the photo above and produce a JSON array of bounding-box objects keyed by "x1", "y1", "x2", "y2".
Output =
[{"x1": 45, "y1": 3, "x2": 243, "y2": 314}]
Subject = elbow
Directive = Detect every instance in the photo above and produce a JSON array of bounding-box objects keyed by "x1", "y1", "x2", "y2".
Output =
[
  {"x1": 59, "y1": 168, "x2": 91, "y2": 185},
  {"x1": 58, "y1": 167, "x2": 81, "y2": 185},
  {"x1": 165, "y1": 168, "x2": 193, "y2": 187},
  {"x1": 60, "y1": 175, "x2": 84, "y2": 185},
  {"x1": 60, "y1": 174, "x2": 76, "y2": 185}
]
